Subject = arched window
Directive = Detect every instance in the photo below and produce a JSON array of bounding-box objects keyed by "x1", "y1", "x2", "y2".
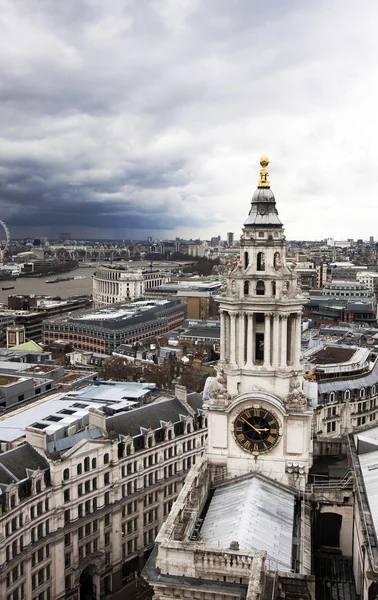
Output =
[
  {"x1": 148, "y1": 437, "x2": 153, "y2": 448},
  {"x1": 91, "y1": 458, "x2": 97, "y2": 469},
  {"x1": 345, "y1": 390, "x2": 350, "y2": 400},
  {"x1": 360, "y1": 388, "x2": 365, "y2": 398},
  {"x1": 274, "y1": 252, "x2": 281, "y2": 269},
  {"x1": 126, "y1": 444, "x2": 131, "y2": 456},
  {"x1": 256, "y1": 280, "x2": 265, "y2": 296},
  {"x1": 63, "y1": 468, "x2": 70, "y2": 481},
  {"x1": 257, "y1": 252, "x2": 265, "y2": 271},
  {"x1": 104, "y1": 453, "x2": 109, "y2": 464},
  {"x1": 168, "y1": 430, "x2": 172, "y2": 441},
  {"x1": 244, "y1": 281, "x2": 249, "y2": 296},
  {"x1": 77, "y1": 463, "x2": 82, "y2": 475},
  {"x1": 36, "y1": 480, "x2": 42, "y2": 494},
  {"x1": 84, "y1": 457, "x2": 90, "y2": 472},
  {"x1": 329, "y1": 392, "x2": 335, "y2": 402},
  {"x1": 244, "y1": 251, "x2": 249, "y2": 269},
  {"x1": 187, "y1": 423, "x2": 192, "y2": 434},
  {"x1": 271, "y1": 281, "x2": 276, "y2": 297}
]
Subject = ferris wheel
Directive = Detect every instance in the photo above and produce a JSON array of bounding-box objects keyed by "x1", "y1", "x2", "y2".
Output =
[{"x1": 0, "y1": 220, "x2": 10, "y2": 253}]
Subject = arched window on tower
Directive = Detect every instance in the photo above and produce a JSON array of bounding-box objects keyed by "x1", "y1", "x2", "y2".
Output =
[
  {"x1": 244, "y1": 251, "x2": 249, "y2": 269},
  {"x1": 244, "y1": 281, "x2": 249, "y2": 296},
  {"x1": 257, "y1": 252, "x2": 265, "y2": 271},
  {"x1": 256, "y1": 281, "x2": 265, "y2": 296},
  {"x1": 272, "y1": 281, "x2": 276, "y2": 297},
  {"x1": 274, "y1": 252, "x2": 281, "y2": 269}
]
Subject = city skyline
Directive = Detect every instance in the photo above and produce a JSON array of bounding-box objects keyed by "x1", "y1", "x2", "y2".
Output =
[{"x1": 1, "y1": 1, "x2": 378, "y2": 241}]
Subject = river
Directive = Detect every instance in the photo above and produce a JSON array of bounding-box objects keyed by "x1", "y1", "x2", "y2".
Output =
[{"x1": 0, "y1": 266, "x2": 96, "y2": 305}]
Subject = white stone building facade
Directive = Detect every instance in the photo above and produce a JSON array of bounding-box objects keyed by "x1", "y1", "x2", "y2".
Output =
[
  {"x1": 93, "y1": 266, "x2": 171, "y2": 306},
  {"x1": 0, "y1": 390, "x2": 207, "y2": 600}
]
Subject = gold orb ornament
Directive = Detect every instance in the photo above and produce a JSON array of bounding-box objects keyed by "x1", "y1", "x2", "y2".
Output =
[{"x1": 258, "y1": 154, "x2": 270, "y2": 187}]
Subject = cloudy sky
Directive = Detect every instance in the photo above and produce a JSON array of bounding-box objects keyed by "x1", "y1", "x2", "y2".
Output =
[{"x1": 1, "y1": 0, "x2": 378, "y2": 242}]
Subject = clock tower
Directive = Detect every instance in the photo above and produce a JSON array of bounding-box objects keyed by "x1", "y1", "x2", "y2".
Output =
[{"x1": 205, "y1": 156, "x2": 312, "y2": 485}]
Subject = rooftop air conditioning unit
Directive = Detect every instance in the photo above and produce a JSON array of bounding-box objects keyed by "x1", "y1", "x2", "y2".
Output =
[{"x1": 67, "y1": 425, "x2": 77, "y2": 437}]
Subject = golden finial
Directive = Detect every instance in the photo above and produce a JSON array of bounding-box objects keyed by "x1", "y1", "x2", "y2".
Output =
[{"x1": 258, "y1": 154, "x2": 270, "y2": 187}]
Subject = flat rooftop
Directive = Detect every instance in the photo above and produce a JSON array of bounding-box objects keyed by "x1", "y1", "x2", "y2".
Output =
[
  {"x1": 310, "y1": 347, "x2": 356, "y2": 365},
  {"x1": 74, "y1": 299, "x2": 171, "y2": 322},
  {"x1": 0, "y1": 383, "x2": 155, "y2": 442}
]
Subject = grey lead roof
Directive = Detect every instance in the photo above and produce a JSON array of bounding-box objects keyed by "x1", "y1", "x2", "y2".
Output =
[
  {"x1": 0, "y1": 443, "x2": 49, "y2": 484},
  {"x1": 200, "y1": 476, "x2": 295, "y2": 571},
  {"x1": 244, "y1": 187, "x2": 283, "y2": 227},
  {"x1": 106, "y1": 395, "x2": 201, "y2": 437},
  {"x1": 318, "y1": 360, "x2": 378, "y2": 394},
  {"x1": 46, "y1": 428, "x2": 103, "y2": 453}
]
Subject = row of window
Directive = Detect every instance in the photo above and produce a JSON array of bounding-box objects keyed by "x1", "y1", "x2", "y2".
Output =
[
  {"x1": 324, "y1": 386, "x2": 377, "y2": 403},
  {"x1": 6, "y1": 562, "x2": 24, "y2": 586},
  {"x1": 122, "y1": 518, "x2": 138, "y2": 536},
  {"x1": 63, "y1": 453, "x2": 110, "y2": 480},
  {"x1": 78, "y1": 538, "x2": 99, "y2": 561},
  {"x1": 143, "y1": 527, "x2": 159, "y2": 547},
  {"x1": 31, "y1": 565, "x2": 51, "y2": 591},
  {"x1": 5, "y1": 519, "x2": 50, "y2": 562},
  {"x1": 326, "y1": 412, "x2": 377, "y2": 432},
  {"x1": 6, "y1": 585, "x2": 25, "y2": 600}
]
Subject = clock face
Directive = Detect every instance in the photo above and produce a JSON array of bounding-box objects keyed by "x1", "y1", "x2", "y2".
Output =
[{"x1": 233, "y1": 407, "x2": 280, "y2": 454}]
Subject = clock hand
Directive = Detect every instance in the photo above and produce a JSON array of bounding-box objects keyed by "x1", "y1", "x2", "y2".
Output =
[{"x1": 239, "y1": 416, "x2": 262, "y2": 434}]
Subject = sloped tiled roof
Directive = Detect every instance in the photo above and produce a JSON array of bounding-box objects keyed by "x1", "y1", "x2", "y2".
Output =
[
  {"x1": 0, "y1": 443, "x2": 49, "y2": 483},
  {"x1": 106, "y1": 397, "x2": 192, "y2": 437}
]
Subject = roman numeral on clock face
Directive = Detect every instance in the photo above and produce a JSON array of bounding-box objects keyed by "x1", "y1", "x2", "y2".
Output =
[{"x1": 233, "y1": 407, "x2": 280, "y2": 455}]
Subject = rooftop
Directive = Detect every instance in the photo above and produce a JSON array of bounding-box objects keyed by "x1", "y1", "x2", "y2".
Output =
[
  {"x1": 0, "y1": 383, "x2": 154, "y2": 443},
  {"x1": 200, "y1": 476, "x2": 295, "y2": 571},
  {"x1": 48, "y1": 298, "x2": 184, "y2": 330},
  {"x1": 309, "y1": 346, "x2": 357, "y2": 365},
  {"x1": 0, "y1": 443, "x2": 49, "y2": 485}
]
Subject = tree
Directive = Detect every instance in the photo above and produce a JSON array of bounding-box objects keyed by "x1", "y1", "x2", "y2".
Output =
[
  {"x1": 180, "y1": 365, "x2": 209, "y2": 392},
  {"x1": 100, "y1": 356, "x2": 138, "y2": 381}
]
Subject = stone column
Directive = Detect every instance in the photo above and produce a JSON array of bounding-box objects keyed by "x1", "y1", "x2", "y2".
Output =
[
  {"x1": 238, "y1": 311, "x2": 245, "y2": 367},
  {"x1": 230, "y1": 313, "x2": 237, "y2": 366},
  {"x1": 264, "y1": 312, "x2": 272, "y2": 368},
  {"x1": 280, "y1": 315, "x2": 288, "y2": 368},
  {"x1": 220, "y1": 309, "x2": 226, "y2": 363},
  {"x1": 292, "y1": 312, "x2": 301, "y2": 367},
  {"x1": 225, "y1": 311, "x2": 230, "y2": 363},
  {"x1": 272, "y1": 314, "x2": 280, "y2": 367},
  {"x1": 246, "y1": 313, "x2": 254, "y2": 367}
]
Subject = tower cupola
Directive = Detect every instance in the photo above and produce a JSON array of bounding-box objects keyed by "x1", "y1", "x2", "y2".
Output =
[{"x1": 244, "y1": 155, "x2": 282, "y2": 228}]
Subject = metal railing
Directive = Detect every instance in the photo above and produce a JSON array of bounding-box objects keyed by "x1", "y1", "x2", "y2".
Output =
[{"x1": 311, "y1": 469, "x2": 354, "y2": 490}]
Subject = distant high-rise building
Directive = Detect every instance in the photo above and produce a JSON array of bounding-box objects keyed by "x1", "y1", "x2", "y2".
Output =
[
  {"x1": 227, "y1": 232, "x2": 234, "y2": 247},
  {"x1": 370, "y1": 236, "x2": 374, "y2": 244},
  {"x1": 59, "y1": 232, "x2": 71, "y2": 242}
]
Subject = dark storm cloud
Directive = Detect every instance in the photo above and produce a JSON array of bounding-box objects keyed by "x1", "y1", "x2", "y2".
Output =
[{"x1": 1, "y1": 0, "x2": 378, "y2": 240}]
